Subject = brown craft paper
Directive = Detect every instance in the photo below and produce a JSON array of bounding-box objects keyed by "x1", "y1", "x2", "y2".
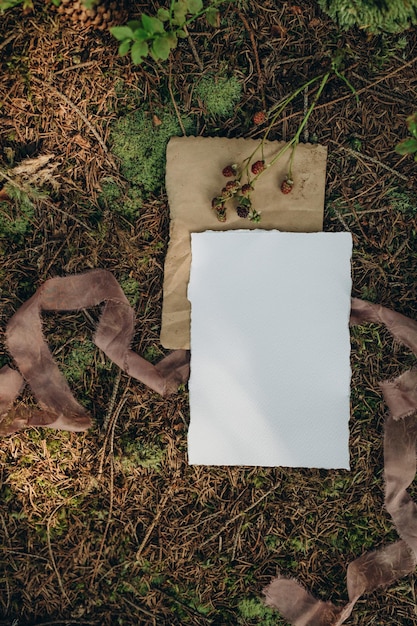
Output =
[
  {"x1": 264, "y1": 297, "x2": 417, "y2": 626},
  {"x1": 161, "y1": 136, "x2": 328, "y2": 349},
  {"x1": 0, "y1": 269, "x2": 190, "y2": 436}
]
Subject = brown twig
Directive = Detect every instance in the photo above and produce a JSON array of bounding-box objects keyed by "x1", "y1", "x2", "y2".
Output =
[
  {"x1": 200, "y1": 481, "x2": 283, "y2": 548},
  {"x1": 335, "y1": 144, "x2": 408, "y2": 181},
  {"x1": 184, "y1": 25, "x2": 204, "y2": 72},
  {"x1": 92, "y1": 388, "x2": 129, "y2": 585},
  {"x1": 250, "y1": 58, "x2": 417, "y2": 138},
  {"x1": 312, "y1": 57, "x2": 417, "y2": 115},
  {"x1": 101, "y1": 369, "x2": 122, "y2": 433},
  {"x1": 98, "y1": 385, "x2": 129, "y2": 476},
  {"x1": 47, "y1": 503, "x2": 73, "y2": 604},
  {"x1": 53, "y1": 61, "x2": 99, "y2": 75},
  {"x1": 136, "y1": 490, "x2": 170, "y2": 558},
  {"x1": 123, "y1": 596, "x2": 157, "y2": 619},
  {"x1": 31, "y1": 78, "x2": 117, "y2": 169},
  {"x1": 41, "y1": 223, "x2": 79, "y2": 278},
  {"x1": 238, "y1": 11, "x2": 266, "y2": 110},
  {"x1": 42, "y1": 198, "x2": 92, "y2": 231},
  {"x1": 0, "y1": 34, "x2": 14, "y2": 52},
  {"x1": 168, "y1": 60, "x2": 187, "y2": 136}
]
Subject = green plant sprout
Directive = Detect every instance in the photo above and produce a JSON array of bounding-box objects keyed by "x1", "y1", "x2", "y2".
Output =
[
  {"x1": 331, "y1": 49, "x2": 359, "y2": 105},
  {"x1": 110, "y1": 0, "x2": 227, "y2": 65},
  {"x1": 395, "y1": 112, "x2": 417, "y2": 161}
]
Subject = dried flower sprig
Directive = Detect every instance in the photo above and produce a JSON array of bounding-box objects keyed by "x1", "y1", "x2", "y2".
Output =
[{"x1": 211, "y1": 72, "x2": 330, "y2": 222}]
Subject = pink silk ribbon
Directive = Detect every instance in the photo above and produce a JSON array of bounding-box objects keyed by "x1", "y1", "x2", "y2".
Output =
[
  {"x1": 0, "y1": 269, "x2": 190, "y2": 435},
  {"x1": 264, "y1": 297, "x2": 417, "y2": 625}
]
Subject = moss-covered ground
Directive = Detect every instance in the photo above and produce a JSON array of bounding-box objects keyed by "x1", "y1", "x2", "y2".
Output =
[{"x1": 1, "y1": 1, "x2": 417, "y2": 624}]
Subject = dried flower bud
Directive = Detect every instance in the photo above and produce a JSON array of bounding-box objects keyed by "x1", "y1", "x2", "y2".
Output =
[{"x1": 222, "y1": 164, "x2": 237, "y2": 177}]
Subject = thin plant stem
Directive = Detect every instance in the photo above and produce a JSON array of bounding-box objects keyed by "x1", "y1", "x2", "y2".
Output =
[
  {"x1": 240, "y1": 74, "x2": 326, "y2": 181},
  {"x1": 184, "y1": 25, "x2": 204, "y2": 71},
  {"x1": 213, "y1": 71, "x2": 331, "y2": 223},
  {"x1": 333, "y1": 67, "x2": 359, "y2": 104},
  {"x1": 168, "y1": 59, "x2": 187, "y2": 135},
  {"x1": 259, "y1": 71, "x2": 330, "y2": 183},
  {"x1": 265, "y1": 74, "x2": 324, "y2": 136},
  {"x1": 238, "y1": 10, "x2": 266, "y2": 109},
  {"x1": 288, "y1": 143, "x2": 296, "y2": 180},
  {"x1": 181, "y1": 0, "x2": 231, "y2": 30}
]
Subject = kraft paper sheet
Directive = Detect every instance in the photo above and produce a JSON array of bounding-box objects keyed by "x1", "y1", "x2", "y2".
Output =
[{"x1": 161, "y1": 136, "x2": 328, "y2": 349}]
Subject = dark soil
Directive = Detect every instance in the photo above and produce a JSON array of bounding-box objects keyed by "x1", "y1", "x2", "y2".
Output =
[{"x1": 1, "y1": 1, "x2": 417, "y2": 625}]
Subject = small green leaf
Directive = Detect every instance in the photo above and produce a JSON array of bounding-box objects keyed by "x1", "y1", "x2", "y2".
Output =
[
  {"x1": 118, "y1": 39, "x2": 131, "y2": 57},
  {"x1": 157, "y1": 7, "x2": 170, "y2": 21},
  {"x1": 172, "y1": 1, "x2": 187, "y2": 25},
  {"x1": 166, "y1": 32, "x2": 178, "y2": 49},
  {"x1": 110, "y1": 26, "x2": 134, "y2": 41},
  {"x1": 395, "y1": 137, "x2": 417, "y2": 155},
  {"x1": 133, "y1": 28, "x2": 150, "y2": 42},
  {"x1": 131, "y1": 40, "x2": 149, "y2": 64},
  {"x1": 141, "y1": 14, "x2": 165, "y2": 34},
  {"x1": 127, "y1": 20, "x2": 141, "y2": 30},
  {"x1": 176, "y1": 29, "x2": 188, "y2": 38},
  {"x1": 152, "y1": 36, "x2": 171, "y2": 60},
  {"x1": 406, "y1": 113, "x2": 417, "y2": 138},
  {"x1": 0, "y1": 0, "x2": 26, "y2": 10},
  {"x1": 186, "y1": 0, "x2": 203, "y2": 14},
  {"x1": 206, "y1": 6, "x2": 220, "y2": 27},
  {"x1": 173, "y1": 0, "x2": 188, "y2": 12}
]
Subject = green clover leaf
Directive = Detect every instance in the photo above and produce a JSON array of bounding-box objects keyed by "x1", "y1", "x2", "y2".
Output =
[
  {"x1": 131, "y1": 40, "x2": 149, "y2": 64},
  {"x1": 118, "y1": 39, "x2": 132, "y2": 56},
  {"x1": 406, "y1": 113, "x2": 417, "y2": 139},
  {"x1": 187, "y1": 0, "x2": 203, "y2": 14},
  {"x1": 152, "y1": 36, "x2": 172, "y2": 61},
  {"x1": 110, "y1": 26, "x2": 134, "y2": 41},
  {"x1": 395, "y1": 137, "x2": 417, "y2": 155},
  {"x1": 141, "y1": 14, "x2": 165, "y2": 35}
]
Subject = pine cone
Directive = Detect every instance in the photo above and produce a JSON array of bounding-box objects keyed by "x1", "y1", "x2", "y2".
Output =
[{"x1": 54, "y1": 0, "x2": 126, "y2": 31}]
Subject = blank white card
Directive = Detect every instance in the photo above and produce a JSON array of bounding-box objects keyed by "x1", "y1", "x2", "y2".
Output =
[{"x1": 188, "y1": 231, "x2": 352, "y2": 468}]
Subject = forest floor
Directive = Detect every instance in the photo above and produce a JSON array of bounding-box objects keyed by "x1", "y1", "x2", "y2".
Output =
[{"x1": 1, "y1": 1, "x2": 417, "y2": 624}]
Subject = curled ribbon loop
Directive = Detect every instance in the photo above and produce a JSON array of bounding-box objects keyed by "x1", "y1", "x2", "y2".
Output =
[
  {"x1": 0, "y1": 269, "x2": 190, "y2": 435},
  {"x1": 264, "y1": 298, "x2": 417, "y2": 625}
]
